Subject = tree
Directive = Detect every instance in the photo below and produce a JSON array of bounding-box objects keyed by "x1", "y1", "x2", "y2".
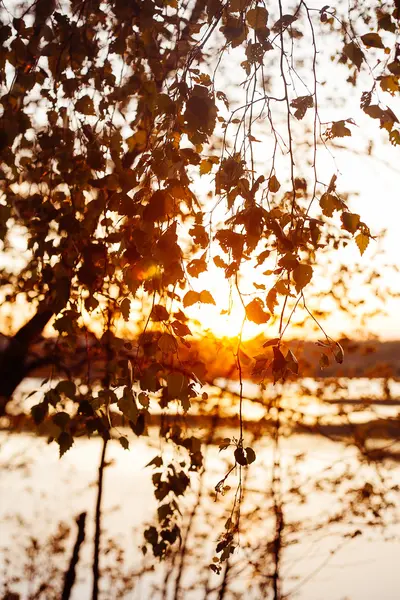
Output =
[{"x1": 0, "y1": 0, "x2": 399, "y2": 572}]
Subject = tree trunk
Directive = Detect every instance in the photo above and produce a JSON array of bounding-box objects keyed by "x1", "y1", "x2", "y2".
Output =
[{"x1": 0, "y1": 303, "x2": 56, "y2": 415}]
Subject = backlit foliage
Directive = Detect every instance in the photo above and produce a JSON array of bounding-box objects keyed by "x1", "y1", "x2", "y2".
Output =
[{"x1": 0, "y1": 0, "x2": 399, "y2": 567}]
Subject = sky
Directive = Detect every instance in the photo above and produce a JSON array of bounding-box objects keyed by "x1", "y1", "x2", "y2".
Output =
[
  {"x1": 178, "y1": 3, "x2": 400, "y2": 342},
  {"x1": 182, "y1": 141, "x2": 400, "y2": 341},
  {"x1": 1, "y1": 0, "x2": 400, "y2": 343}
]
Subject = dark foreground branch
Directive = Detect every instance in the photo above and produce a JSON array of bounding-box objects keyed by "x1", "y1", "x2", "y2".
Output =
[
  {"x1": 92, "y1": 438, "x2": 108, "y2": 600},
  {"x1": 62, "y1": 512, "x2": 87, "y2": 600}
]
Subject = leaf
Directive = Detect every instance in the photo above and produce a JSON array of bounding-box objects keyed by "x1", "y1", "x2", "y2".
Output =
[
  {"x1": 143, "y1": 190, "x2": 173, "y2": 222},
  {"x1": 245, "y1": 298, "x2": 270, "y2": 324},
  {"x1": 214, "y1": 255, "x2": 228, "y2": 269},
  {"x1": 355, "y1": 233, "x2": 369, "y2": 255},
  {"x1": 158, "y1": 333, "x2": 178, "y2": 353},
  {"x1": 31, "y1": 402, "x2": 48, "y2": 425},
  {"x1": 183, "y1": 290, "x2": 199, "y2": 307},
  {"x1": 364, "y1": 104, "x2": 391, "y2": 120},
  {"x1": 130, "y1": 412, "x2": 146, "y2": 437},
  {"x1": 146, "y1": 455, "x2": 163, "y2": 468},
  {"x1": 334, "y1": 341, "x2": 344, "y2": 364},
  {"x1": 343, "y1": 41, "x2": 364, "y2": 70},
  {"x1": 378, "y1": 14, "x2": 396, "y2": 32},
  {"x1": 290, "y1": 95, "x2": 314, "y2": 120},
  {"x1": 171, "y1": 320, "x2": 192, "y2": 337},
  {"x1": 316, "y1": 339, "x2": 331, "y2": 348},
  {"x1": 56, "y1": 380, "x2": 76, "y2": 398},
  {"x1": 44, "y1": 389, "x2": 61, "y2": 407},
  {"x1": 268, "y1": 175, "x2": 281, "y2": 193},
  {"x1": 380, "y1": 75, "x2": 400, "y2": 96},
  {"x1": 267, "y1": 288, "x2": 278, "y2": 314},
  {"x1": 187, "y1": 257, "x2": 207, "y2": 277},
  {"x1": 120, "y1": 298, "x2": 131, "y2": 321},
  {"x1": 320, "y1": 193, "x2": 340, "y2": 217},
  {"x1": 389, "y1": 130, "x2": 400, "y2": 146},
  {"x1": 138, "y1": 392, "x2": 149, "y2": 409},
  {"x1": 272, "y1": 346, "x2": 287, "y2": 383},
  {"x1": 58, "y1": 432, "x2": 74, "y2": 458},
  {"x1": 329, "y1": 121, "x2": 352, "y2": 138},
  {"x1": 144, "y1": 526, "x2": 158, "y2": 545},
  {"x1": 167, "y1": 372, "x2": 185, "y2": 398},
  {"x1": 126, "y1": 129, "x2": 147, "y2": 151},
  {"x1": 388, "y1": 61, "x2": 400, "y2": 76},
  {"x1": 190, "y1": 224, "x2": 209, "y2": 248},
  {"x1": 181, "y1": 396, "x2": 191, "y2": 412},
  {"x1": 184, "y1": 86, "x2": 217, "y2": 138},
  {"x1": 119, "y1": 436, "x2": 130, "y2": 450},
  {"x1": 246, "y1": 7, "x2": 268, "y2": 29},
  {"x1": 238, "y1": 347, "x2": 252, "y2": 366},
  {"x1": 230, "y1": 0, "x2": 248, "y2": 11},
  {"x1": 361, "y1": 33, "x2": 384, "y2": 49},
  {"x1": 286, "y1": 349, "x2": 299, "y2": 374},
  {"x1": 215, "y1": 229, "x2": 244, "y2": 261},
  {"x1": 75, "y1": 95, "x2": 95, "y2": 115},
  {"x1": 272, "y1": 14, "x2": 297, "y2": 32},
  {"x1": 319, "y1": 353, "x2": 330, "y2": 369},
  {"x1": 341, "y1": 212, "x2": 360, "y2": 234},
  {"x1": 275, "y1": 279, "x2": 293, "y2": 296},
  {"x1": 234, "y1": 447, "x2": 247, "y2": 466},
  {"x1": 53, "y1": 412, "x2": 70, "y2": 430},
  {"x1": 199, "y1": 290, "x2": 216, "y2": 305},
  {"x1": 245, "y1": 447, "x2": 256, "y2": 464},
  {"x1": 219, "y1": 437, "x2": 231, "y2": 451},
  {"x1": 293, "y1": 264, "x2": 313, "y2": 293},
  {"x1": 151, "y1": 304, "x2": 169, "y2": 321},
  {"x1": 263, "y1": 337, "x2": 280, "y2": 348},
  {"x1": 200, "y1": 159, "x2": 214, "y2": 175},
  {"x1": 118, "y1": 391, "x2": 138, "y2": 422},
  {"x1": 256, "y1": 249, "x2": 270, "y2": 265}
]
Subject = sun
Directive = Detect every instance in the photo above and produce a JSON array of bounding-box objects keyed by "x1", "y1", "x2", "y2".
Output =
[{"x1": 184, "y1": 263, "x2": 270, "y2": 341}]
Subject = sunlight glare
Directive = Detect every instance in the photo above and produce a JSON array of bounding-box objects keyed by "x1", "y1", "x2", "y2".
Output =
[{"x1": 184, "y1": 264, "x2": 268, "y2": 340}]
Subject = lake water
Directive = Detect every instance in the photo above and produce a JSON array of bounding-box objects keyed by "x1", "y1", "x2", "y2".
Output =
[{"x1": 1, "y1": 379, "x2": 400, "y2": 599}]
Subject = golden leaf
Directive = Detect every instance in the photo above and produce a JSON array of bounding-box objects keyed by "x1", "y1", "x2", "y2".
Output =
[
  {"x1": 246, "y1": 7, "x2": 268, "y2": 29},
  {"x1": 293, "y1": 264, "x2": 313, "y2": 294},
  {"x1": 268, "y1": 175, "x2": 281, "y2": 193},
  {"x1": 355, "y1": 232, "x2": 370, "y2": 255}
]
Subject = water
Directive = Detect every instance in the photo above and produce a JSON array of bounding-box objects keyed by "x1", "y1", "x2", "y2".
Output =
[{"x1": 1, "y1": 379, "x2": 400, "y2": 599}]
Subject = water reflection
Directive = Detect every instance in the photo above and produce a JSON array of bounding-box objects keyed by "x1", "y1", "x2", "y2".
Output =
[{"x1": 1, "y1": 418, "x2": 400, "y2": 599}]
